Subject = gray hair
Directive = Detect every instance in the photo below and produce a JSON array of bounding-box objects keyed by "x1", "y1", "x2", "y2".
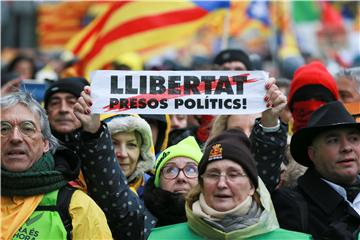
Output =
[
  {"x1": 335, "y1": 67, "x2": 360, "y2": 92},
  {"x1": 0, "y1": 91, "x2": 59, "y2": 152}
]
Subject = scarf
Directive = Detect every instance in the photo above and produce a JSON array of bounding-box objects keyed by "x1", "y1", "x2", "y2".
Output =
[
  {"x1": 1, "y1": 152, "x2": 68, "y2": 196},
  {"x1": 144, "y1": 178, "x2": 187, "y2": 227},
  {"x1": 292, "y1": 100, "x2": 325, "y2": 133},
  {"x1": 1, "y1": 195, "x2": 43, "y2": 240},
  {"x1": 192, "y1": 193, "x2": 261, "y2": 232}
]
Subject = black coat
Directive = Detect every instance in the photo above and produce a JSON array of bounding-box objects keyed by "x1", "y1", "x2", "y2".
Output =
[{"x1": 272, "y1": 168, "x2": 360, "y2": 240}]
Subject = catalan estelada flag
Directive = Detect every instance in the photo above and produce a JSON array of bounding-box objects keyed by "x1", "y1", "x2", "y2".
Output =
[
  {"x1": 272, "y1": 1, "x2": 301, "y2": 60},
  {"x1": 65, "y1": 0, "x2": 230, "y2": 77}
]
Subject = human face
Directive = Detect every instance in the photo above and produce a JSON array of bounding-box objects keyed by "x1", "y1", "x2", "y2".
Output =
[
  {"x1": 1, "y1": 104, "x2": 49, "y2": 172},
  {"x1": 227, "y1": 114, "x2": 260, "y2": 137},
  {"x1": 46, "y1": 92, "x2": 81, "y2": 134},
  {"x1": 159, "y1": 157, "x2": 198, "y2": 194},
  {"x1": 15, "y1": 60, "x2": 33, "y2": 79},
  {"x1": 112, "y1": 131, "x2": 141, "y2": 177},
  {"x1": 202, "y1": 160, "x2": 255, "y2": 212},
  {"x1": 221, "y1": 61, "x2": 247, "y2": 71},
  {"x1": 170, "y1": 115, "x2": 188, "y2": 131},
  {"x1": 308, "y1": 127, "x2": 360, "y2": 185},
  {"x1": 337, "y1": 77, "x2": 360, "y2": 103}
]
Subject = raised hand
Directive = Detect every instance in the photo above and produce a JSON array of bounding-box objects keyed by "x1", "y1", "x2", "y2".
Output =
[
  {"x1": 1, "y1": 77, "x2": 23, "y2": 96},
  {"x1": 261, "y1": 77, "x2": 287, "y2": 127},
  {"x1": 73, "y1": 86, "x2": 101, "y2": 133}
]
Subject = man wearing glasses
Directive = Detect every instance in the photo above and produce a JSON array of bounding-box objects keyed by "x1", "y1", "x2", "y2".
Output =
[{"x1": 1, "y1": 91, "x2": 112, "y2": 239}]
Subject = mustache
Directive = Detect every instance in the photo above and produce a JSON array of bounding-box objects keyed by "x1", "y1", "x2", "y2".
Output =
[{"x1": 54, "y1": 116, "x2": 73, "y2": 121}]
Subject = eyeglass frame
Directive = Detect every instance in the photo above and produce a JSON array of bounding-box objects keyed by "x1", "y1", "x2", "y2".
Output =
[
  {"x1": 1, "y1": 120, "x2": 39, "y2": 138},
  {"x1": 161, "y1": 164, "x2": 199, "y2": 180},
  {"x1": 201, "y1": 171, "x2": 248, "y2": 184}
]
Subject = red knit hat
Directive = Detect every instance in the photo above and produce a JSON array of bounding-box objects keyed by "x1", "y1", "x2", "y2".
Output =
[{"x1": 288, "y1": 61, "x2": 340, "y2": 110}]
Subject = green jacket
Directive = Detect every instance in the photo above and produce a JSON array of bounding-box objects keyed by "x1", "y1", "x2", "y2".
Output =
[
  {"x1": 149, "y1": 178, "x2": 312, "y2": 240},
  {"x1": 149, "y1": 222, "x2": 312, "y2": 240},
  {"x1": 13, "y1": 190, "x2": 67, "y2": 240}
]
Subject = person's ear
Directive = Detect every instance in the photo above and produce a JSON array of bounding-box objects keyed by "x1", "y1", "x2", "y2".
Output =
[
  {"x1": 248, "y1": 183, "x2": 256, "y2": 196},
  {"x1": 43, "y1": 139, "x2": 50, "y2": 153},
  {"x1": 308, "y1": 145, "x2": 316, "y2": 163}
]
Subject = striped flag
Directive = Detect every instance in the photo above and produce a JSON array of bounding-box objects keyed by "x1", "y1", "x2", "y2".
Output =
[
  {"x1": 37, "y1": 2, "x2": 90, "y2": 50},
  {"x1": 272, "y1": 1, "x2": 301, "y2": 59},
  {"x1": 230, "y1": 0, "x2": 271, "y2": 38},
  {"x1": 65, "y1": 0, "x2": 230, "y2": 77}
]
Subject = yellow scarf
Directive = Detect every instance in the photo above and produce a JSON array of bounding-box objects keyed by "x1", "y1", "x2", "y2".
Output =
[
  {"x1": 129, "y1": 176, "x2": 144, "y2": 195},
  {"x1": 1, "y1": 195, "x2": 43, "y2": 240}
]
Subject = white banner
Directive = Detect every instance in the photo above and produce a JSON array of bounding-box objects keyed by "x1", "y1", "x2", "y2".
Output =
[{"x1": 90, "y1": 70, "x2": 268, "y2": 115}]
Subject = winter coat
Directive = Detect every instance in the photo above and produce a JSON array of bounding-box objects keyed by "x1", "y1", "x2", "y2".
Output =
[
  {"x1": 250, "y1": 119, "x2": 288, "y2": 192},
  {"x1": 272, "y1": 167, "x2": 360, "y2": 240},
  {"x1": 148, "y1": 178, "x2": 312, "y2": 240},
  {"x1": 1, "y1": 147, "x2": 112, "y2": 240},
  {"x1": 73, "y1": 123, "x2": 157, "y2": 240}
]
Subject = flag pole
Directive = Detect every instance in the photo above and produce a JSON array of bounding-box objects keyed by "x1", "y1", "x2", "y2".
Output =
[{"x1": 221, "y1": 8, "x2": 231, "y2": 50}]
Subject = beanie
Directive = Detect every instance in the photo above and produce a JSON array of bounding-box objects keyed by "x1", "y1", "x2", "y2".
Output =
[
  {"x1": 213, "y1": 49, "x2": 253, "y2": 70},
  {"x1": 198, "y1": 128, "x2": 258, "y2": 188},
  {"x1": 154, "y1": 136, "x2": 202, "y2": 187},
  {"x1": 44, "y1": 77, "x2": 89, "y2": 109},
  {"x1": 288, "y1": 61, "x2": 340, "y2": 110}
]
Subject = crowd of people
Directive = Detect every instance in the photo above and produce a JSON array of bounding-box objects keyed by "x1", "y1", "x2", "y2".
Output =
[{"x1": 1, "y1": 48, "x2": 360, "y2": 240}]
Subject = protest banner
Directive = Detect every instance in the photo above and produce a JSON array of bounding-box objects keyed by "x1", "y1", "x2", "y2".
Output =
[{"x1": 90, "y1": 70, "x2": 268, "y2": 115}]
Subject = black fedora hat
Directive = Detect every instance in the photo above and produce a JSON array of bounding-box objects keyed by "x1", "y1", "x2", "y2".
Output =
[{"x1": 290, "y1": 101, "x2": 359, "y2": 167}]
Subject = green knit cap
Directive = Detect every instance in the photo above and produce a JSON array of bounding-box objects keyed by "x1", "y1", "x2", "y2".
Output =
[{"x1": 154, "y1": 136, "x2": 202, "y2": 187}]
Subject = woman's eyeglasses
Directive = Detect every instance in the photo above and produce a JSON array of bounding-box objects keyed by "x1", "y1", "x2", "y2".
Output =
[
  {"x1": 161, "y1": 164, "x2": 198, "y2": 179},
  {"x1": 201, "y1": 171, "x2": 247, "y2": 184}
]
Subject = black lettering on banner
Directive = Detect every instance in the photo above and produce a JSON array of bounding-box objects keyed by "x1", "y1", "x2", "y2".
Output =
[
  {"x1": 119, "y1": 99, "x2": 129, "y2": 109},
  {"x1": 215, "y1": 76, "x2": 233, "y2": 95},
  {"x1": 129, "y1": 98, "x2": 138, "y2": 108},
  {"x1": 139, "y1": 76, "x2": 147, "y2": 94},
  {"x1": 110, "y1": 75, "x2": 123, "y2": 94},
  {"x1": 201, "y1": 76, "x2": 216, "y2": 94},
  {"x1": 184, "y1": 99, "x2": 196, "y2": 109},
  {"x1": 125, "y1": 76, "x2": 137, "y2": 94},
  {"x1": 218, "y1": 99, "x2": 223, "y2": 109},
  {"x1": 138, "y1": 98, "x2": 147, "y2": 108},
  {"x1": 168, "y1": 76, "x2": 181, "y2": 94},
  {"x1": 224, "y1": 99, "x2": 233, "y2": 109},
  {"x1": 232, "y1": 75, "x2": 245, "y2": 94},
  {"x1": 242, "y1": 98, "x2": 247, "y2": 109},
  {"x1": 159, "y1": 99, "x2": 168, "y2": 109},
  {"x1": 209, "y1": 99, "x2": 217, "y2": 108},
  {"x1": 205, "y1": 96, "x2": 209, "y2": 109},
  {"x1": 175, "y1": 99, "x2": 183, "y2": 109},
  {"x1": 150, "y1": 76, "x2": 166, "y2": 94},
  {"x1": 197, "y1": 99, "x2": 204, "y2": 109},
  {"x1": 147, "y1": 98, "x2": 159, "y2": 109},
  {"x1": 233, "y1": 99, "x2": 241, "y2": 109},
  {"x1": 184, "y1": 76, "x2": 200, "y2": 95},
  {"x1": 109, "y1": 98, "x2": 119, "y2": 109}
]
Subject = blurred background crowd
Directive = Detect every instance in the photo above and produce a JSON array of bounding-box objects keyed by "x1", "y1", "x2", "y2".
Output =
[{"x1": 1, "y1": 1, "x2": 359, "y2": 86}]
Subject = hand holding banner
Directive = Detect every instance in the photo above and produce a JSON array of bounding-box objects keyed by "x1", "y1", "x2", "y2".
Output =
[{"x1": 90, "y1": 70, "x2": 268, "y2": 115}]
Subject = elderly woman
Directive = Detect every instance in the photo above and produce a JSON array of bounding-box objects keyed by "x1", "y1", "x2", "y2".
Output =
[
  {"x1": 144, "y1": 136, "x2": 202, "y2": 227},
  {"x1": 148, "y1": 129, "x2": 312, "y2": 239},
  {"x1": 209, "y1": 113, "x2": 289, "y2": 191}
]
